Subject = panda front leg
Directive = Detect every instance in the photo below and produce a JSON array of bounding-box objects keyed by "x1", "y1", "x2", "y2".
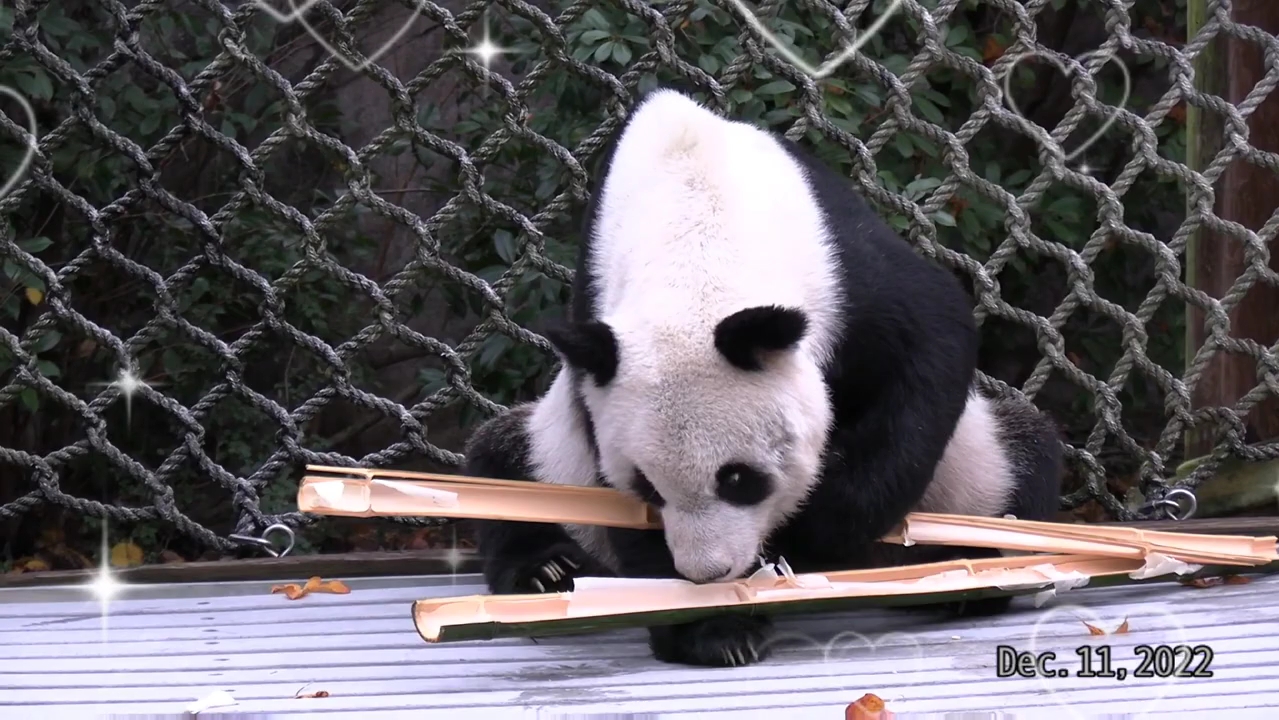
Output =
[
  {"x1": 462, "y1": 404, "x2": 613, "y2": 595},
  {"x1": 607, "y1": 526, "x2": 775, "y2": 668}
]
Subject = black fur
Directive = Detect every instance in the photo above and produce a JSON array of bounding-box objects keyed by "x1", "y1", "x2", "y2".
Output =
[
  {"x1": 468, "y1": 88, "x2": 1064, "y2": 667},
  {"x1": 544, "y1": 321, "x2": 619, "y2": 386},
  {"x1": 465, "y1": 405, "x2": 614, "y2": 594},
  {"x1": 713, "y1": 305, "x2": 809, "y2": 371}
]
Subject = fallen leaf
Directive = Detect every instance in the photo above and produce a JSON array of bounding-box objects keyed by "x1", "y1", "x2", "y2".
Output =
[
  {"x1": 159, "y1": 550, "x2": 185, "y2": 564},
  {"x1": 271, "y1": 583, "x2": 307, "y2": 600},
  {"x1": 1224, "y1": 575, "x2": 1251, "y2": 585},
  {"x1": 1181, "y1": 577, "x2": 1224, "y2": 588},
  {"x1": 24, "y1": 287, "x2": 43, "y2": 305},
  {"x1": 7, "y1": 557, "x2": 50, "y2": 574},
  {"x1": 110, "y1": 541, "x2": 145, "y2": 568},
  {"x1": 186, "y1": 690, "x2": 237, "y2": 715},
  {"x1": 846, "y1": 692, "x2": 893, "y2": 720},
  {"x1": 296, "y1": 690, "x2": 330, "y2": 698},
  {"x1": 982, "y1": 35, "x2": 1007, "y2": 63},
  {"x1": 272, "y1": 576, "x2": 351, "y2": 600},
  {"x1": 1083, "y1": 618, "x2": 1128, "y2": 635}
]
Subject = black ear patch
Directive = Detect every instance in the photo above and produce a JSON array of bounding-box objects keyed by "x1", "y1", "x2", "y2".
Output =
[
  {"x1": 713, "y1": 305, "x2": 809, "y2": 371},
  {"x1": 544, "y1": 321, "x2": 619, "y2": 386}
]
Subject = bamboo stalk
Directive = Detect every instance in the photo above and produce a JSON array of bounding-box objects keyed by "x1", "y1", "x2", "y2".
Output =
[
  {"x1": 302, "y1": 467, "x2": 1278, "y2": 565},
  {"x1": 888, "y1": 512, "x2": 1278, "y2": 565},
  {"x1": 299, "y1": 467, "x2": 660, "y2": 529},
  {"x1": 412, "y1": 556, "x2": 1279, "y2": 644}
]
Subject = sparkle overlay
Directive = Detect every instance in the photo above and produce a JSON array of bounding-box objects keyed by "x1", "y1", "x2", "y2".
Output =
[
  {"x1": 88, "y1": 366, "x2": 163, "y2": 432},
  {"x1": 461, "y1": 16, "x2": 515, "y2": 72},
  {"x1": 444, "y1": 525, "x2": 465, "y2": 584},
  {"x1": 84, "y1": 522, "x2": 129, "y2": 643},
  {"x1": 249, "y1": 0, "x2": 423, "y2": 73},
  {"x1": 1001, "y1": 49, "x2": 1132, "y2": 162},
  {"x1": 723, "y1": 0, "x2": 904, "y2": 79},
  {"x1": 0, "y1": 84, "x2": 38, "y2": 200}
]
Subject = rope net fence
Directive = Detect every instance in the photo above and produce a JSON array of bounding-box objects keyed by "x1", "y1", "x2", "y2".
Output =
[{"x1": 0, "y1": 0, "x2": 1277, "y2": 563}]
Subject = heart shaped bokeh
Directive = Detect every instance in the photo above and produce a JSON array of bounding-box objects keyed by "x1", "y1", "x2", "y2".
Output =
[
  {"x1": 754, "y1": 626, "x2": 928, "y2": 674},
  {"x1": 0, "y1": 85, "x2": 37, "y2": 201},
  {"x1": 724, "y1": 0, "x2": 904, "y2": 79},
  {"x1": 1027, "y1": 601, "x2": 1191, "y2": 719},
  {"x1": 250, "y1": 0, "x2": 423, "y2": 73},
  {"x1": 1002, "y1": 48, "x2": 1131, "y2": 162}
]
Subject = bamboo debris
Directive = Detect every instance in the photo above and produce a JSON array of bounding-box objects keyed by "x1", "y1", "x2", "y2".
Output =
[
  {"x1": 301, "y1": 466, "x2": 1279, "y2": 566},
  {"x1": 410, "y1": 554, "x2": 1160, "y2": 643}
]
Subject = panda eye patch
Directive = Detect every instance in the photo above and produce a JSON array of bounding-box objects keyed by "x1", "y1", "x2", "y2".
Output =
[
  {"x1": 632, "y1": 469, "x2": 665, "y2": 507},
  {"x1": 715, "y1": 463, "x2": 772, "y2": 506}
]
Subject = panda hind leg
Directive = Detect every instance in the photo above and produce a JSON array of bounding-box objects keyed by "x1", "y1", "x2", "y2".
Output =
[
  {"x1": 939, "y1": 393, "x2": 1064, "y2": 618},
  {"x1": 462, "y1": 406, "x2": 614, "y2": 595}
]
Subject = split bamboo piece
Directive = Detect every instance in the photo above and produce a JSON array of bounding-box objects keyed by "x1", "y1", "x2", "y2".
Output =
[
  {"x1": 885, "y1": 512, "x2": 1279, "y2": 566},
  {"x1": 410, "y1": 553, "x2": 1152, "y2": 643},
  {"x1": 300, "y1": 466, "x2": 1279, "y2": 566},
  {"x1": 299, "y1": 465, "x2": 660, "y2": 529}
]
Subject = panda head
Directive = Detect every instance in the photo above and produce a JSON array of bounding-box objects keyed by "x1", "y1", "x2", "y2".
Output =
[{"x1": 546, "y1": 305, "x2": 833, "y2": 584}]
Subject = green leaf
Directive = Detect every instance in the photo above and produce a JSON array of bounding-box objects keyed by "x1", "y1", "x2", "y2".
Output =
[
  {"x1": 19, "y1": 388, "x2": 38, "y2": 412},
  {"x1": 582, "y1": 8, "x2": 610, "y2": 31},
  {"x1": 931, "y1": 211, "x2": 957, "y2": 227},
  {"x1": 139, "y1": 112, "x2": 161, "y2": 136},
  {"x1": 35, "y1": 359, "x2": 60, "y2": 379},
  {"x1": 611, "y1": 41, "x2": 633, "y2": 65},
  {"x1": 17, "y1": 237, "x2": 52, "y2": 253},
  {"x1": 756, "y1": 80, "x2": 796, "y2": 96},
  {"x1": 32, "y1": 330, "x2": 61, "y2": 354},
  {"x1": 913, "y1": 96, "x2": 945, "y2": 125},
  {"x1": 579, "y1": 29, "x2": 610, "y2": 44},
  {"x1": 593, "y1": 41, "x2": 614, "y2": 64},
  {"x1": 493, "y1": 230, "x2": 518, "y2": 265},
  {"x1": 945, "y1": 24, "x2": 970, "y2": 47}
]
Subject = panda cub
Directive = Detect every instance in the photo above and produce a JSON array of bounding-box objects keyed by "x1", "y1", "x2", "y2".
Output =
[{"x1": 463, "y1": 88, "x2": 1063, "y2": 668}]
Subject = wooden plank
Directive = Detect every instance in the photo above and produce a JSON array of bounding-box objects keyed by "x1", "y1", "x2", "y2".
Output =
[
  {"x1": 0, "y1": 547, "x2": 483, "y2": 589},
  {"x1": 1185, "y1": 0, "x2": 1279, "y2": 457},
  {"x1": 3, "y1": 573, "x2": 1277, "y2": 715}
]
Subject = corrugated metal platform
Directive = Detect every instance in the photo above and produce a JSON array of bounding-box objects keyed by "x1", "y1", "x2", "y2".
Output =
[{"x1": 2, "y1": 570, "x2": 1277, "y2": 718}]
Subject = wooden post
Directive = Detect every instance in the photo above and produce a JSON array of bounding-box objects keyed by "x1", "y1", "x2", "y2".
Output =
[{"x1": 1185, "y1": 0, "x2": 1279, "y2": 460}]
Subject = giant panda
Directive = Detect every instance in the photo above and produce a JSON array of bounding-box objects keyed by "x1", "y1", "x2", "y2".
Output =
[{"x1": 462, "y1": 88, "x2": 1063, "y2": 668}]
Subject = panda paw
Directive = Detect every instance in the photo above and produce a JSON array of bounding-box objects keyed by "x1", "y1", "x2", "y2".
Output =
[
  {"x1": 489, "y1": 542, "x2": 596, "y2": 595},
  {"x1": 648, "y1": 614, "x2": 773, "y2": 668},
  {"x1": 945, "y1": 594, "x2": 1013, "y2": 618}
]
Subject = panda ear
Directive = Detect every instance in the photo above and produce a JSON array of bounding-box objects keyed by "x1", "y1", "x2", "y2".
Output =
[
  {"x1": 544, "y1": 321, "x2": 619, "y2": 386},
  {"x1": 713, "y1": 305, "x2": 808, "y2": 371}
]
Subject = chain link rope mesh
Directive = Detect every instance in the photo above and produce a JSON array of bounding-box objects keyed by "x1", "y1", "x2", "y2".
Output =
[{"x1": 0, "y1": 0, "x2": 1277, "y2": 555}]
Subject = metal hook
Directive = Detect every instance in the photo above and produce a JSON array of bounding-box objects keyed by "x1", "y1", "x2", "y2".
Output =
[
  {"x1": 228, "y1": 523, "x2": 296, "y2": 558},
  {"x1": 1157, "y1": 488, "x2": 1198, "y2": 521}
]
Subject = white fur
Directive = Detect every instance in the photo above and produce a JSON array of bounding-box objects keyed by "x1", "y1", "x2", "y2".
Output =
[
  {"x1": 917, "y1": 391, "x2": 1018, "y2": 516},
  {"x1": 575, "y1": 90, "x2": 845, "y2": 583},
  {"x1": 526, "y1": 369, "x2": 619, "y2": 570}
]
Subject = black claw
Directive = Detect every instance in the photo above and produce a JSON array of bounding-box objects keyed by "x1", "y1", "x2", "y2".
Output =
[
  {"x1": 488, "y1": 541, "x2": 606, "y2": 595},
  {"x1": 649, "y1": 614, "x2": 774, "y2": 668}
]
